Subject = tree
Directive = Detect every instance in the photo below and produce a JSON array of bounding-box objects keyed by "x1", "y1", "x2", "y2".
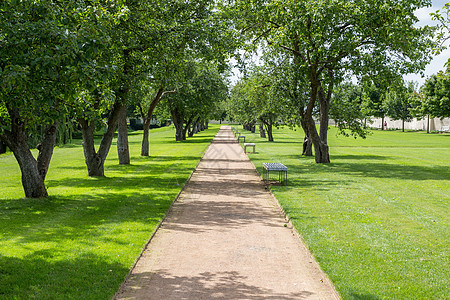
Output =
[
  {"x1": 131, "y1": 0, "x2": 235, "y2": 156},
  {"x1": 163, "y1": 60, "x2": 228, "y2": 141},
  {"x1": 383, "y1": 81, "x2": 417, "y2": 132},
  {"x1": 0, "y1": 1, "x2": 123, "y2": 196},
  {"x1": 330, "y1": 82, "x2": 371, "y2": 138},
  {"x1": 228, "y1": 65, "x2": 288, "y2": 142},
  {"x1": 421, "y1": 70, "x2": 450, "y2": 119},
  {"x1": 225, "y1": 0, "x2": 434, "y2": 163},
  {"x1": 431, "y1": 2, "x2": 450, "y2": 65}
]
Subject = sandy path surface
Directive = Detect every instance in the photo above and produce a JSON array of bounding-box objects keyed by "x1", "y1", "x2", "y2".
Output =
[{"x1": 115, "y1": 126, "x2": 339, "y2": 299}]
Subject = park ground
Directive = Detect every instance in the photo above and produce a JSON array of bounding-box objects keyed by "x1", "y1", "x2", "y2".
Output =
[{"x1": 0, "y1": 124, "x2": 449, "y2": 299}]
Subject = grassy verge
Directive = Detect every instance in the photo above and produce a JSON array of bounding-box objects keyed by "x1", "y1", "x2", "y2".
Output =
[
  {"x1": 0, "y1": 125, "x2": 219, "y2": 299},
  {"x1": 240, "y1": 126, "x2": 449, "y2": 299}
]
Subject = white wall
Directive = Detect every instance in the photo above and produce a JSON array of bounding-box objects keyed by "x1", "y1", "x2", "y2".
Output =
[{"x1": 369, "y1": 117, "x2": 450, "y2": 131}]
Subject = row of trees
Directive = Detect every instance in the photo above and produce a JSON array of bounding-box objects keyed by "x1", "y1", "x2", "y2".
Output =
[
  {"x1": 1, "y1": 0, "x2": 448, "y2": 198},
  {"x1": 224, "y1": 0, "x2": 446, "y2": 163},
  {"x1": 0, "y1": 0, "x2": 233, "y2": 198}
]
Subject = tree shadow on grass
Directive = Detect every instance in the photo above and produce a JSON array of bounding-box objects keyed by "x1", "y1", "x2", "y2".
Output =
[
  {"x1": 349, "y1": 291, "x2": 381, "y2": 300},
  {"x1": 0, "y1": 253, "x2": 128, "y2": 299},
  {"x1": 263, "y1": 155, "x2": 449, "y2": 185},
  {"x1": 331, "y1": 162, "x2": 449, "y2": 181},
  {"x1": 0, "y1": 190, "x2": 174, "y2": 243}
]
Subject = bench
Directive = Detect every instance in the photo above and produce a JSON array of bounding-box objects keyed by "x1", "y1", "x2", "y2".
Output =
[
  {"x1": 439, "y1": 125, "x2": 449, "y2": 132},
  {"x1": 235, "y1": 131, "x2": 240, "y2": 137},
  {"x1": 263, "y1": 163, "x2": 288, "y2": 185},
  {"x1": 238, "y1": 135, "x2": 245, "y2": 143},
  {"x1": 244, "y1": 143, "x2": 255, "y2": 153}
]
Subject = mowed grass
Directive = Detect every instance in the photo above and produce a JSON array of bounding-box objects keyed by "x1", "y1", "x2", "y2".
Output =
[
  {"x1": 0, "y1": 125, "x2": 219, "y2": 299},
  {"x1": 241, "y1": 126, "x2": 449, "y2": 299}
]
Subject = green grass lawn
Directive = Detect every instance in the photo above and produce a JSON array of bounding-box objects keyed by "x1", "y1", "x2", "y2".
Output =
[
  {"x1": 0, "y1": 125, "x2": 219, "y2": 299},
  {"x1": 240, "y1": 126, "x2": 449, "y2": 299}
]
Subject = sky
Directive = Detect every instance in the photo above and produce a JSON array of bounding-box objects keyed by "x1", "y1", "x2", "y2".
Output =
[
  {"x1": 405, "y1": 0, "x2": 449, "y2": 86},
  {"x1": 229, "y1": 0, "x2": 449, "y2": 88}
]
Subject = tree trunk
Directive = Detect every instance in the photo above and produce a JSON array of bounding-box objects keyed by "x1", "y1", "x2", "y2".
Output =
[
  {"x1": 79, "y1": 119, "x2": 104, "y2": 176},
  {"x1": 305, "y1": 114, "x2": 329, "y2": 163},
  {"x1": 0, "y1": 110, "x2": 57, "y2": 198},
  {"x1": 304, "y1": 74, "x2": 330, "y2": 164},
  {"x1": 141, "y1": 118, "x2": 151, "y2": 156},
  {"x1": 13, "y1": 143, "x2": 48, "y2": 198},
  {"x1": 402, "y1": 119, "x2": 405, "y2": 132},
  {"x1": 189, "y1": 117, "x2": 199, "y2": 137},
  {"x1": 139, "y1": 86, "x2": 176, "y2": 154},
  {"x1": 79, "y1": 99, "x2": 124, "y2": 176},
  {"x1": 116, "y1": 48, "x2": 132, "y2": 164},
  {"x1": 264, "y1": 122, "x2": 274, "y2": 142},
  {"x1": 171, "y1": 108, "x2": 184, "y2": 141},
  {"x1": 427, "y1": 115, "x2": 430, "y2": 133},
  {"x1": 259, "y1": 123, "x2": 266, "y2": 138},
  {"x1": 117, "y1": 106, "x2": 130, "y2": 164},
  {"x1": 381, "y1": 116, "x2": 385, "y2": 130},
  {"x1": 36, "y1": 122, "x2": 58, "y2": 181},
  {"x1": 174, "y1": 122, "x2": 184, "y2": 141},
  {"x1": 300, "y1": 119, "x2": 313, "y2": 156},
  {"x1": 0, "y1": 141, "x2": 6, "y2": 154}
]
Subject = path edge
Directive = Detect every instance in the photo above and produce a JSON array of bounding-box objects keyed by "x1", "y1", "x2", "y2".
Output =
[
  {"x1": 112, "y1": 131, "x2": 216, "y2": 300},
  {"x1": 242, "y1": 148, "x2": 342, "y2": 299}
]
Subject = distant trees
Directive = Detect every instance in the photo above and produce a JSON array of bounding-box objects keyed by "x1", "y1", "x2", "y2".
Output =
[
  {"x1": 227, "y1": 65, "x2": 290, "y2": 142},
  {"x1": 421, "y1": 70, "x2": 450, "y2": 119},
  {"x1": 162, "y1": 61, "x2": 228, "y2": 141},
  {"x1": 383, "y1": 81, "x2": 418, "y2": 132}
]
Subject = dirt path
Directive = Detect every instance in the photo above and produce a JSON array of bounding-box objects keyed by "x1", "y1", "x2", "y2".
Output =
[{"x1": 114, "y1": 126, "x2": 339, "y2": 299}]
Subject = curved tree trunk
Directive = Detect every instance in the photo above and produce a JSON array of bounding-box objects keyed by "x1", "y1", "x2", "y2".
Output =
[
  {"x1": 1, "y1": 110, "x2": 58, "y2": 198},
  {"x1": 14, "y1": 144, "x2": 48, "y2": 198},
  {"x1": 117, "y1": 106, "x2": 130, "y2": 164},
  {"x1": 79, "y1": 99, "x2": 124, "y2": 177},
  {"x1": 304, "y1": 74, "x2": 330, "y2": 164},
  {"x1": 300, "y1": 119, "x2": 313, "y2": 156},
  {"x1": 79, "y1": 119, "x2": 104, "y2": 177}
]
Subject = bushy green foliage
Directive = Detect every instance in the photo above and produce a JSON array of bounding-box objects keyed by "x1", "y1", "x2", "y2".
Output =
[{"x1": 421, "y1": 70, "x2": 450, "y2": 118}]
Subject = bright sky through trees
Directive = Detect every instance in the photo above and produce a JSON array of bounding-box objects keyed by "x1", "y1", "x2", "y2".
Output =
[
  {"x1": 406, "y1": 0, "x2": 450, "y2": 85},
  {"x1": 228, "y1": 0, "x2": 449, "y2": 88}
]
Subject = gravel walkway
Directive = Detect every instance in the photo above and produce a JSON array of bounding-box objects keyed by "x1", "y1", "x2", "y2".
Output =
[{"x1": 114, "y1": 126, "x2": 339, "y2": 299}]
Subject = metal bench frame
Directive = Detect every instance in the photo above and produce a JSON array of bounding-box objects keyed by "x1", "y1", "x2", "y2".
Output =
[
  {"x1": 244, "y1": 143, "x2": 255, "y2": 153},
  {"x1": 263, "y1": 163, "x2": 288, "y2": 185}
]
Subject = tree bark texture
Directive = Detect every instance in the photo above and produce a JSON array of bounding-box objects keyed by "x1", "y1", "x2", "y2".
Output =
[
  {"x1": 116, "y1": 49, "x2": 131, "y2": 164},
  {"x1": 259, "y1": 123, "x2": 266, "y2": 138},
  {"x1": 117, "y1": 105, "x2": 130, "y2": 164},
  {"x1": 304, "y1": 75, "x2": 330, "y2": 163},
  {"x1": 171, "y1": 107, "x2": 185, "y2": 141},
  {"x1": 0, "y1": 109, "x2": 57, "y2": 198},
  {"x1": 263, "y1": 121, "x2": 274, "y2": 142},
  {"x1": 79, "y1": 99, "x2": 124, "y2": 176},
  {"x1": 300, "y1": 120, "x2": 313, "y2": 156}
]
